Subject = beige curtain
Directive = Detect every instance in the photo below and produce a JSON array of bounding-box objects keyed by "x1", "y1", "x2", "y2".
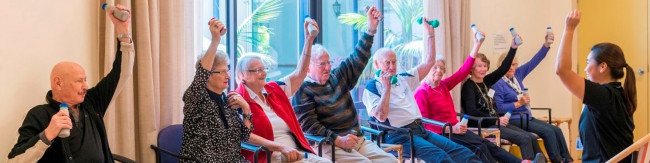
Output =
[
  {"x1": 425, "y1": 0, "x2": 470, "y2": 112},
  {"x1": 100, "y1": 0, "x2": 196, "y2": 162}
]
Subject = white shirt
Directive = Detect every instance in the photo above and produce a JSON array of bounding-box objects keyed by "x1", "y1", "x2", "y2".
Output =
[
  {"x1": 245, "y1": 79, "x2": 296, "y2": 148},
  {"x1": 362, "y1": 68, "x2": 422, "y2": 127}
]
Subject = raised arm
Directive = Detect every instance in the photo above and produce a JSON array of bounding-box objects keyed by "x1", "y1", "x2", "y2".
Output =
[
  {"x1": 285, "y1": 20, "x2": 319, "y2": 96},
  {"x1": 415, "y1": 17, "x2": 437, "y2": 81},
  {"x1": 183, "y1": 18, "x2": 226, "y2": 112},
  {"x1": 85, "y1": 5, "x2": 134, "y2": 115},
  {"x1": 555, "y1": 10, "x2": 585, "y2": 100},
  {"x1": 484, "y1": 44, "x2": 518, "y2": 86},
  {"x1": 201, "y1": 18, "x2": 226, "y2": 71},
  {"x1": 332, "y1": 7, "x2": 380, "y2": 90},
  {"x1": 442, "y1": 30, "x2": 483, "y2": 88}
]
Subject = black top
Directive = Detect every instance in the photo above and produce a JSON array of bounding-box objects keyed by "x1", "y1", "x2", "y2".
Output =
[
  {"x1": 180, "y1": 64, "x2": 252, "y2": 163},
  {"x1": 8, "y1": 41, "x2": 126, "y2": 163},
  {"x1": 68, "y1": 107, "x2": 104, "y2": 162},
  {"x1": 461, "y1": 47, "x2": 517, "y2": 127},
  {"x1": 580, "y1": 80, "x2": 634, "y2": 163}
]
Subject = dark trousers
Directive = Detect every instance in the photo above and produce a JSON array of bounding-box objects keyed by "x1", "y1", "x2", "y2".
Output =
[
  {"x1": 451, "y1": 131, "x2": 522, "y2": 163},
  {"x1": 511, "y1": 118, "x2": 573, "y2": 163},
  {"x1": 491, "y1": 124, "x2": 543, "y2": 160}
]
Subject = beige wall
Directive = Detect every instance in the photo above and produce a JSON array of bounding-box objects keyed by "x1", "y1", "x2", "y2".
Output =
[
  {"x1": 470, "y1": 0, "x2": 578, "y2": 156},
  {"x1": 0, "y1": 0, "x2": 100, "y2": 159}
]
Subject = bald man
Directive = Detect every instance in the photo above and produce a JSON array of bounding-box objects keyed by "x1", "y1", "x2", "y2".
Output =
[{"x1": 8, "y1": 5, "x2": 134, "y2": 163}]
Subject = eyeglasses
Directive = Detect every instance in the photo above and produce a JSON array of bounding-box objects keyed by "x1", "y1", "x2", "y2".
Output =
[
  {"x1": 210, "y1": 69, "x2": 230, "y2": 76},
  {"x1": 248, "y1": 67, "x2": 269, "y2": 74},
  {"x1": 312, "y1": 61, "x2": 333, "y2": 67}
]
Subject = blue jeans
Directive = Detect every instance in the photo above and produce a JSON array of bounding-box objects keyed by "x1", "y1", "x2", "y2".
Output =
[
  {"x1": 385, "y1": 122, "x2": 481, "y2": 163},
  {"x1": 511, "y1": 118, "x2": 573, "y2": 163}
]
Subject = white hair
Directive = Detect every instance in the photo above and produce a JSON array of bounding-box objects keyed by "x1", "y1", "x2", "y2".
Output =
[
  {"x1": 235, "y1": 53, "x2": 276, "y2": 84},
  {"x1": 435, "y1": 55, "x2": 446, "y2": 63},
  {"x1": 310, "y1": 44, "x2": 329, "y2": 61},
  {"x1": 373, "y1": 48, "x2": 394, "y2": 69}
]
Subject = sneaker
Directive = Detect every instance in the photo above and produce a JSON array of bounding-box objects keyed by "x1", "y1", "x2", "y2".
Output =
[{"x1": 532, "y1": 153, "x2": 547, "y2": 163}]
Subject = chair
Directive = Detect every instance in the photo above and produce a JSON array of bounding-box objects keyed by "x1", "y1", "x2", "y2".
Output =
[
  {"x1": 113, "y1": 154, "x2": 136, "y2": 163},
  {"x1": 150, "y1": 124, "x2": 201, "y2": 163},
  {"x1": 304, "y1": 134, "x2": 336, "y2": 161},
  {"x1": 364, "y1": 117, "x2": 452, "y2": 163},
  {"x1": 241, "y1": 142, "x2": 271, "y2": 163}
]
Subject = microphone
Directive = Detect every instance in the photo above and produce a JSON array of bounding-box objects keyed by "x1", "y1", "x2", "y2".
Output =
[
  {"x1": 58, "y1": 103, "x2": 70, "y2": 138},
  {"x1": 102, "y1": 3, "x2": 130, "y2": 22}
]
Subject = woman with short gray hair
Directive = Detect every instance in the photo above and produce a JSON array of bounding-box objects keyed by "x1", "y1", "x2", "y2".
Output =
[{"x1": 180, "y1": 18, "x2": 252, "y2": 163}]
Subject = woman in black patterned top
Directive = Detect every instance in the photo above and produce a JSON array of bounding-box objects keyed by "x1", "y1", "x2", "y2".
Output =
[{"x1": 180, "y1": 18, "x2": 253, "y2": 163}]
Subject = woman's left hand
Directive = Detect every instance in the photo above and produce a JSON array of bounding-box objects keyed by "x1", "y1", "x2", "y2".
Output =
[{"x1": 227, "y1": 92, "x2": 250, "y2": 111}]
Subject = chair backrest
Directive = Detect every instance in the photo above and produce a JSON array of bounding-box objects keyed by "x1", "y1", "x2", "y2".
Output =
[{"x1": 158, "y1": 124, "x2": 184, "y2": 163}]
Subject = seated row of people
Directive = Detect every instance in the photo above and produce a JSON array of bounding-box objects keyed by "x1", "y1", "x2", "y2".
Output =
[{"x1": 181, "y1": 6, "x2": 570, "y2": 162}]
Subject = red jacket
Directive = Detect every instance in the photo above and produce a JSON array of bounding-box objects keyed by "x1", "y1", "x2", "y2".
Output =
[{"x1": 237, "y1": 82, "x2": 314, "y2": 163}]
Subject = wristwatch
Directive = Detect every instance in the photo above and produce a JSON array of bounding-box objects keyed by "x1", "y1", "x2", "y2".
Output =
[
  {"x1": 117, "y1": 33, "x2": 133, "y2": 43},
  {"x1": 242, "y1": 113, "x2": 253, "y2": 121}
]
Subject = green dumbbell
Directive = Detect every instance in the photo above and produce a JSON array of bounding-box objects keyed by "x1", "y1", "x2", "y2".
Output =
[
  {"x1": 375, "y1": 70, "x2": 398, "y2": 85},
  {"x1": 417, "y1": 17, "x2": 440, "y2": 28}
]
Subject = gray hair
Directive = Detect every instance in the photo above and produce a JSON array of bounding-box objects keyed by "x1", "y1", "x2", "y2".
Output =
[
  {"x1": 235, "y1": 53, "x2": 276, "y2": 84},
  {"x1": 310, "y1": 44, "x2": 329, "y2": 61},
  {"x1": 373, "y1": 48, "x2": 394, "y2": 69},
  {"x1": 435, "y1": 55, "x2": 446, "y2": 63},
  {"x1": 196, "y1": 50, "x2": 229, "y2": 70}
]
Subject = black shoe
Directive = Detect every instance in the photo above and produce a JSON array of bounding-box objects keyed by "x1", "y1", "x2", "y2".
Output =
[{"x1": 532, "y1": 153, "x2": 546, "y2": 163}]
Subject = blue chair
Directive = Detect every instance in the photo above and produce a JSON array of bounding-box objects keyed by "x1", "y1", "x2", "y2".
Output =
[{"x1": 150, "y1": 124, "x2": 201, "y2": 163}]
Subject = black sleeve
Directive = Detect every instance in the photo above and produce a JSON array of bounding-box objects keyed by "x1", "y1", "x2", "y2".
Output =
[
  {"x1": 8, "y1": 108, "x2": 50, "y2": 158},
  {"x1": 583, "y1": 79, "x2": 613, "y2": 110},
  {"x1": 484, "y1": 47, "x2": 517, "y2": 86},
  {"x1": 85, "y1": 41, "x2": 124, "y2": 116}
]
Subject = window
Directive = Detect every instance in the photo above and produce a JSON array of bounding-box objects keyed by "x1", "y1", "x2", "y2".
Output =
[
  {"x1": 236, "y1": 0, "x2": 299, "y2": 81},
  {"x1": 198, "y1": 0, "x2": 425, "y2": 94}
]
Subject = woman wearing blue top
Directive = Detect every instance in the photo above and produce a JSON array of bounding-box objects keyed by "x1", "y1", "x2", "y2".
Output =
[
  {"x1": 556, "y1": 10, "x2": 635, "y2": 162},
  {"x1": 492, "y1": 29, "x2": 573, "y2": 163}
]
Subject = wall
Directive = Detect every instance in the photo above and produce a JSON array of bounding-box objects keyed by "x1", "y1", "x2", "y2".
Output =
[
  {"x1": 0, "y1": 0, "x2": 100, "y2": 159},
  {"x1": 470, "y1": 0, "x2": 579, "y2": 158}
]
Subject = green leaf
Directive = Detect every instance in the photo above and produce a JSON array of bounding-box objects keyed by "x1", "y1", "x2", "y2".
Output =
[{"x1": 337, "y1": 13, "x2": 368, "y2": 31}]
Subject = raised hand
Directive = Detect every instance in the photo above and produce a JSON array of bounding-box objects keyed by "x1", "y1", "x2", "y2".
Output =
[
  {"x1": 422, "y1": 17, "x2": 435, "y2": 35},
  {"x1": 304, "y1": 19, "x2": 319, "y2": 42},
  {"x1": 565, "y1": 10, "x2": 581, "y2": 31},
  {"x1": 474, "y1": 30, "x2": 485, "y2": 45},
  {"x1": 208, "y1": 18, "x2": 227, "y2": 42},
  {"x1": 366, "y1": 6, "x2": 382, "y2": 35},
  {"x1": 108, "y1": 4, "x2": 131, "y2": 42},
  {"x1": 511, "y1": 34, "x2": 523, "y2": 49}
]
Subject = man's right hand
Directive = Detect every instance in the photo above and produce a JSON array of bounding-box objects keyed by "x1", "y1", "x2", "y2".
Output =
[
  {"x1": 365, "y1": 6, "x2": 382, "y2": 35},
  {"x1": 334, "y1": 134, "x2": 359, "y2": 150},
  {"x1": 379, "y1": 71, "x2": 392, "y2": 87},
  {"x1": 208, "y1": 18, "x2": 226, "y2": 42},
  {"x1": 43, "y1": 110, "x2": 73, "y2": 141}
]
